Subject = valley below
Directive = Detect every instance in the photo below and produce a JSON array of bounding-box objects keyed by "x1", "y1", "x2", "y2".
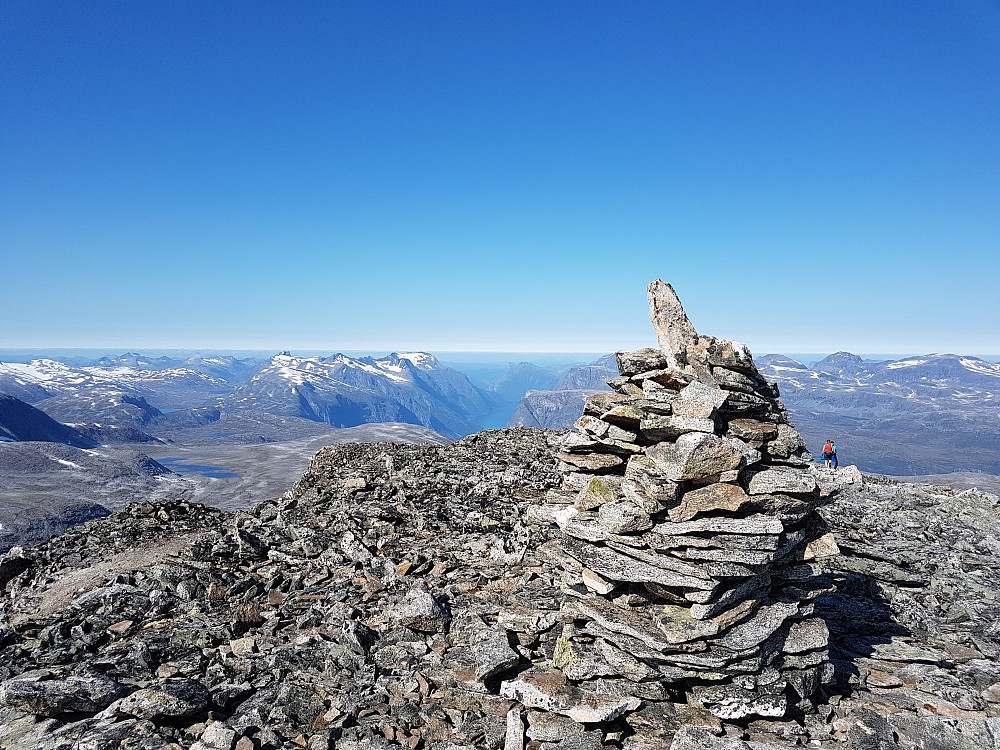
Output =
[{"x1": 0, "y1": 423, "x2": 450, "y2": 554}]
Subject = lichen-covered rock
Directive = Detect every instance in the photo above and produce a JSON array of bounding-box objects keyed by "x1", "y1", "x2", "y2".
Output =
[
  {"x1": 499, "y1": 668, "x2": 641, "y2": 723},
  {"x1": 470, "y1": 627, "x2": 520, "y2": 680},
  {"x1": 646, "y1": 432, "x2": 746, "y2": 481}
]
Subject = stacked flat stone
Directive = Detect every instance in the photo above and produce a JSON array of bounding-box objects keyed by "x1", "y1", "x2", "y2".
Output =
[{"x1": 516, "y1": 281, "x2": 836, "y2": 722}]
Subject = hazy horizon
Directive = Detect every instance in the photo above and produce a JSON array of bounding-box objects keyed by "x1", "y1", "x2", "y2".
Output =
[{"x1": 3, "y1": 347, "x2": 1000, "y2": 367}]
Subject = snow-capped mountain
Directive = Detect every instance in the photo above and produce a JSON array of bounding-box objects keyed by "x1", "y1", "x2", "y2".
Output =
[
  {"x1": 88, "y1": 353, "x2": 263, "y2": 383},
  {"x1": 757, "y1": 352, "x2": 1000, "y2": 475},
  {"x1": 0, "y1": 359, "x2": 231, "y2": 410},
  {"x1": 90, "y1": 353, "x2": 182, "y2": 370},
  {"x1": 222, "y1": 352, "x2": 499, "y2": 438},
  {"x1": 180, "y1": 355, "x2": 263, "y2": 384},
  {"x1": 757, "y1": 352, "x2": 1000, "y2": 415}
]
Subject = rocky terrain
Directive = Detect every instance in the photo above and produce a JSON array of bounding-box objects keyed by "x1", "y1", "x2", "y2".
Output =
[
  {"x1": 0, "y1": 423, "x2": 450, "y2": 554},
  {"x1": 2, "y1": 434, "x2": 999, "y2": 749},
  {"x1": 3, "y1": 281, "x2": 999, "y2": 749},
  {"x1": 0, "y1": 442, "x2": 177, "y2": 553},
  {"x1": 139, "y1": 423, "x2": 453, "y2": 513}
]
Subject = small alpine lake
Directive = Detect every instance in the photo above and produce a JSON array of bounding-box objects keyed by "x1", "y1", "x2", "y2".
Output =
[{"x1": 156, "y1": 456, "x2": 240, "y2": 479}]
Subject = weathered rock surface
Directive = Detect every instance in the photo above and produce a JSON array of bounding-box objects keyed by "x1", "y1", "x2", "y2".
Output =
[{"x1": 0, "y1": 430, "x2": 566, "y2": 749}]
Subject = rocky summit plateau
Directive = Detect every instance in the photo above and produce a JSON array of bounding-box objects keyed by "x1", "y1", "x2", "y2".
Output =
[{"x1": 2, "y1": 281, "x2": 999, "y2": 750}]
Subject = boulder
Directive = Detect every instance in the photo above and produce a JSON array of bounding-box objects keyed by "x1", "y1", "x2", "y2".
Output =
[
  {"x1": 391, "y1": 581, "x2": 450, "y2": 633},
  {"x1": 672, "y1": 381, "x2": 728, "y2": 419},
  {"x1": 669, "y1": 483, "x2": 753, "y2": 523},
  {"x1": 115, "y1": 679, "x2": 210, "y2": 720},
  {"x1": 598, "y1": 501, "x2": 653, "y2": 534},
  {"x1": 0, "y1": 672, "x2": 126, "y2": 717},
  {"x1": 500, "y1": 668, "x2": 641, "y2": 723},
  {"x1": 647, "y1": 280, "x2": 698, "y2": 366},
  {"x1": 745, "y1": 467, "x2": 818, "y2": 496},
  {"x1": 646, "y1": 432, "x2": 745, "y2": 482},
  {"x1": 471, "y1": 628, "x2": 521, "y2": 681},
  {"x1": 616, "y1": 348, "x2": 669, "y2": 377}
]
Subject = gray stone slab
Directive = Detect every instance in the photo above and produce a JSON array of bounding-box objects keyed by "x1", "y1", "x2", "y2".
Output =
[{"x1": 559, "y1": 537, "x2": 717, "y2": 591}]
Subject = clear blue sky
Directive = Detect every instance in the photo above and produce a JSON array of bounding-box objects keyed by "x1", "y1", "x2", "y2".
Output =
[{"x1": 3, "y1": 2, "x2": 998, "y2": 355}]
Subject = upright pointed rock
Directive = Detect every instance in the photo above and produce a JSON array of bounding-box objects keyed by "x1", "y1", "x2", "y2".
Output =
[{"x1": 647, "y1": 279, "x2": 698, "y2": 367}]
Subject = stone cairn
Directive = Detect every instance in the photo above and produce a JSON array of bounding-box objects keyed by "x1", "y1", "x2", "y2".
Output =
[{"x1": 504, "y1": 280, "x2": 837, "y2": 726}]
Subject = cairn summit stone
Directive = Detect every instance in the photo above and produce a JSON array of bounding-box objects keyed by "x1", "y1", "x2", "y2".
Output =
[
  {"x1": 648, "y1": 279, "x2": 698, "y2": 367},
  {"x1": 536, "y1": 280, "x2": 833, "y2": 722}
]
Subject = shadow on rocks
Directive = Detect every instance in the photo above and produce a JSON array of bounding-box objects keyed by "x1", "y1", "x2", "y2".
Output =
[{"x1": 813, "y1": 570, "x2": 912, "y2": 703}]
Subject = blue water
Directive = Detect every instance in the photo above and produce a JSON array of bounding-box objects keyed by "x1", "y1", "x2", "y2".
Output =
[
  {"x1": 157, "y1": 456, "x2": 240, "y2": 479},
  {"x1": 207, "y1": 433, "x2": 235, "y2": 438}
]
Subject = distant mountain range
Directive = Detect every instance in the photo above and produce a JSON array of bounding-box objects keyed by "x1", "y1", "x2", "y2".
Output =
[
  {"x1": 507, "y1": 355, "x2": 618, "y2": 429},
  {"x1": 0, "y1": 351, "x2": 501, "y2": 441},
  {"x1": 220, "y1": 352, "x2": 498, "y2": 438},
  {"x1": 2, "y1": 349, "x2": 998, "y2": 477},
  {"x1": 756, "y1": 352, "x2": 1000, "y2": 475}
]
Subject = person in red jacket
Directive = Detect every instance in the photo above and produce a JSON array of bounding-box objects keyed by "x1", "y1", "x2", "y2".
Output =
[{"x1": 822, "y1": 440, "x2": 834, "y2": 469}]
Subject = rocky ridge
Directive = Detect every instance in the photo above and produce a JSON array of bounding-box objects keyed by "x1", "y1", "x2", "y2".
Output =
[
  {"x1": 2, "y1": 282, "x2": 1000, "y2": 749},
  {"x1": 2, "y1": 431, "x2": 999, "y2": 749},
  {"x1": 0, "y1": 430, "x2": 568, "y2": 750}
]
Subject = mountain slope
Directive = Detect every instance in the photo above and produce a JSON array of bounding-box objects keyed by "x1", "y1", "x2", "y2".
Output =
[
  {"x1": 0, "y1": 442, "x2": 176, "y2": 552},
  {"x1": 0, "y1": 395, "x2": 99, "y2": 448},
  {"x1": 222, "y1": 352, "x2": 498, "y2": 439},
  {"x1": 0, "y1": 359, "x2": 230, "y2": 409},
  {"x1": 489, "y1": 362, "x2": 563, "y2": 402},
  {"x1": 506, "y1": 354, "x2": 616, "y2": 429},
  {"x1": 506, "y1": 389, "x2": 598, "y2": 429},
  {"x1": 554, "y1": 353, "x2": 617, "y2": 390}
]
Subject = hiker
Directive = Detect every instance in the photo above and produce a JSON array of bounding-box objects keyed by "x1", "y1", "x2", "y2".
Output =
[
  {"x1": 831, "y1": 441, "x2": 838, "y2": 470},
  {"x1": 822, "y1": 440, "x2": 834, "y2": 469}
]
